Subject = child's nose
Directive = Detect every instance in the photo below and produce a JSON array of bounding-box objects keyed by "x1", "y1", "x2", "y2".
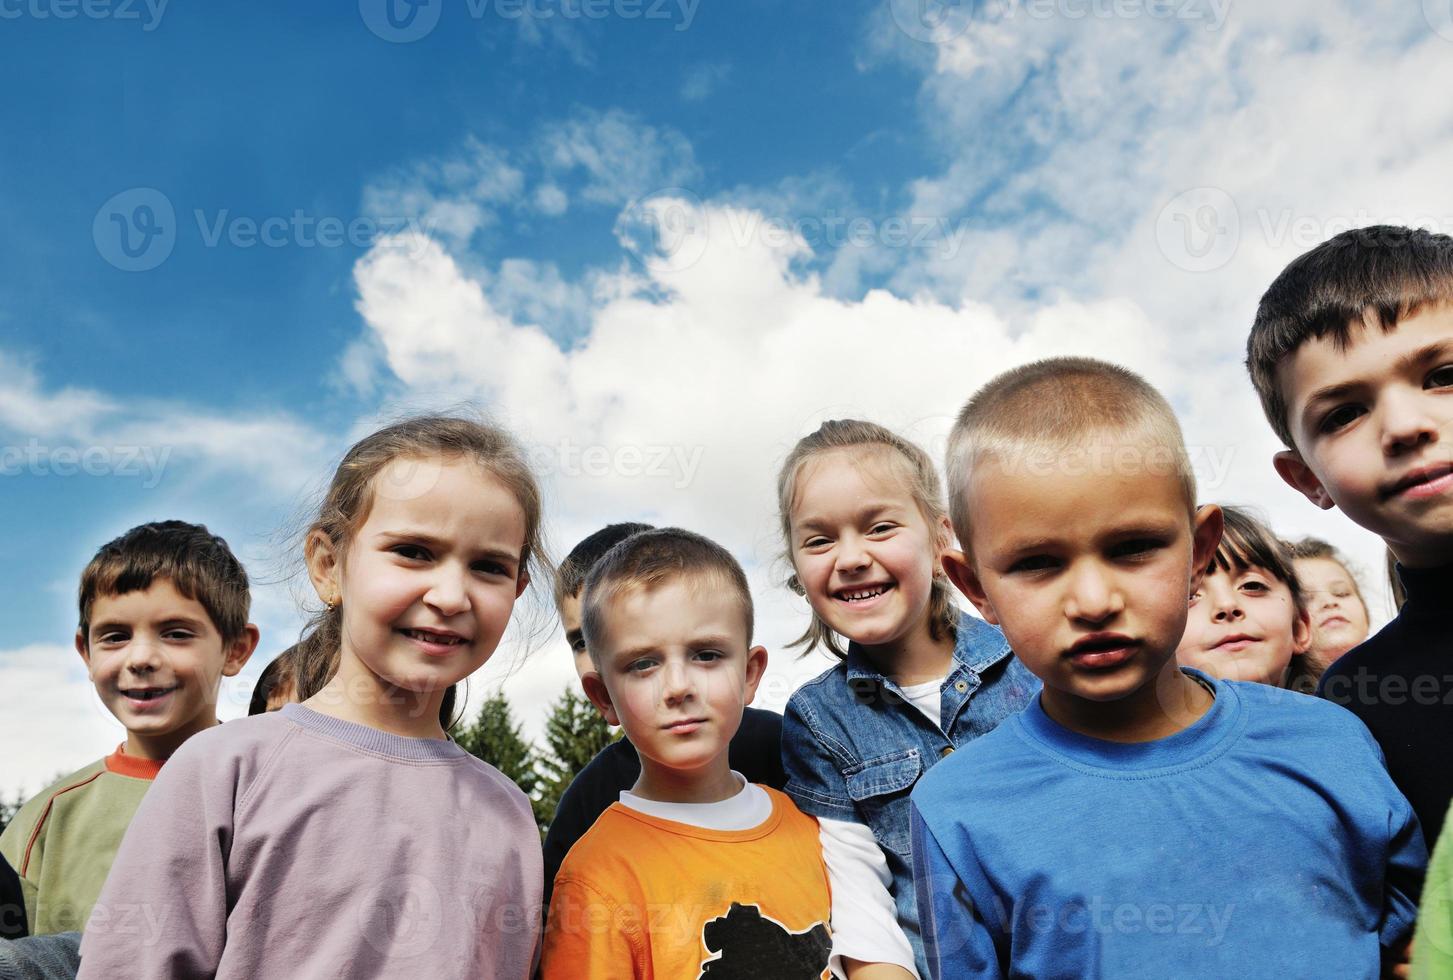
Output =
[
  {"x1": 660, "y1": 661, "x2": 695, "y2": 703},
  {"x1": 1064, "y1": 562, "x2": 1123, "y2": 623},
  {"x1": 1379, "y1": 390, "x2": 1441, "y2": 455},
  {"x1": 122, "y1": 637, "x2": 165, "y2": 673},
  {"x1": 835, "y1": 536, "x2": 871, "y2": 572},
  {"x1": 425, "y1": 570, "x2": 470, "y2": 615}
]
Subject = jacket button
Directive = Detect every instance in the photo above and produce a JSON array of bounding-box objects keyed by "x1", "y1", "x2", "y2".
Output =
[
  {"x1": 940, "y1": 746, "x2": 954, "y2": 758},
  {"x1": 954, "y1": 680, "x2": 969, "y2": 693}
]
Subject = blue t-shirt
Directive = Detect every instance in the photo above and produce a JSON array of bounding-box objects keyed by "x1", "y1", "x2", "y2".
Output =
[{"x1": 910, "y1": 669, "x2": 1426, "y2": 980}]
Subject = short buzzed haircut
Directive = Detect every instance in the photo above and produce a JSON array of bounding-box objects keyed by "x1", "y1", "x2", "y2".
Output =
[
  {"x1": 580, "y1": 528, "x2": 753, "y2": 663},
  {"x1": 1247, "y1": 226, "x2": 1453, "y2": 448},
  {"x1": 945, "y1": 357, "x2": 1195, "y2": 551},
  {"x1": 555, "y1": 522, "x2": 654, "y2": 605},
  {"x1": 79, "y1": 520, "x2": 251, "y2": 646}
]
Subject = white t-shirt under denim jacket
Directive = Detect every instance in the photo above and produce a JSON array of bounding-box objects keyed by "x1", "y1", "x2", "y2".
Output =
[{"x1": 782, "y1": 611, "x2": 1040, "y2": 978}]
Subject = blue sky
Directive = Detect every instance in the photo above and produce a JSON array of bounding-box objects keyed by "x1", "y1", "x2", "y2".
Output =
[{"x1": 4, "y1": 0, "x2": 1452, "y2": 793}]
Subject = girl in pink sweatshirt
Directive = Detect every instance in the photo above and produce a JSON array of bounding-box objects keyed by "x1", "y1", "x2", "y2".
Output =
[{"x1": 80, "y1": 416, "x2": 550, "y2": 979}]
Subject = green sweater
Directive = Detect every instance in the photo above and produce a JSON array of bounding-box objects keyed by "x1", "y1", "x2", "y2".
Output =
[
  {"x1": 1417, "y1": 801, "x2": 1453, "y2": 979},
  {"x1": 0, "y1": 748, "x2": 162, "y2": 935}
]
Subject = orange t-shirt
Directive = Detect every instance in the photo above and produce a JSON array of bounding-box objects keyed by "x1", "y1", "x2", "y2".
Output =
[{"x1": 541, "y1": 786, "x2": 832, "y2": 979}]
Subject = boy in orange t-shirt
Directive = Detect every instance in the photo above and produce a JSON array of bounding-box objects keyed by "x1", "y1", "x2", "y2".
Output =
[{"x1": 540, "y1": 529, "x2": 832, "y2": 980}]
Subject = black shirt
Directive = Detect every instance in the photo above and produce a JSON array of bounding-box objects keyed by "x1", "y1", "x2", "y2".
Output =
[
  {"x1": 540, "y1": 706, "x2": 787, "y2": 905},
  {"x1": 1318, "y1": 561, "x2": 1453, "y2": 844},
  {"x1": 1, "y1": 851, "x2": 26, "y2": 939}
]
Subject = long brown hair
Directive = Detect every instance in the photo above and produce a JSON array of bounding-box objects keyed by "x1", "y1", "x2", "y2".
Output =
[
  {"x1": 294, "y1": 414, "x2": 550, "y2": 728},
  {"x1": 777, "y1": 419, "x2": 959, "y2": 659}
]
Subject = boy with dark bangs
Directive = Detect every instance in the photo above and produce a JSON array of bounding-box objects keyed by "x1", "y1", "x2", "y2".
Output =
[
  {"x1": 1246, "y1": 225, "x2": 1453, "y2": 846},
  {"x1": 0, "y1": 521, "x2": 257, "y2": 936}
]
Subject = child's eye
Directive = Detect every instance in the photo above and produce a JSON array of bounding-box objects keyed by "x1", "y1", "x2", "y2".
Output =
[
  {"x1": 471, "y1": 560, "x2": 509, "y2": 577},
  {"x1": 97, "y1": 630, "x2": 129, "y2": 644},
  {"x1": 801, "y1": 536, "x2": 830, "y2": 550},
  {"x1": 1110, "y1": 538, "x2": 1163, "y2": 560},
  {"x1": 1188, "y1": 591, "x2": 1202, "y2": 604},
  {"x1": 1009, "y1": 555, "x2": 1058, "y2": 574},
  {"x1": 1427, "y1": 365, "x2": 1453, "y2": 389},
  {"x1": 1318, "y1": 404, "x2": 1364, "y2": 434},
  {"x1": 868, "y1": 522, "x2": 897, "y2": 535},
  {"x1": 694, "y1": 649, "x2": 723, "y2": 663},
  {"x1": 628, "y1": 659, "x2": 657, "y2": 673},
  {"x1": 392, "y1": 544, "x2": 431, "y2": 561},
  {"x1": 1239, "y1": 578, "x2": 1270, "y2": 594},
  {"x1": 163, "y1": 629, "x2": 197, "y2": 641}
]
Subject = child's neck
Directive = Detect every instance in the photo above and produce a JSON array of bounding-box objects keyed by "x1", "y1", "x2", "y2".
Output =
[
  {"x1": 1040, "y1": 659, "x2": 1212, "y2": 743},
  {"x1": 861, "y1": 614, "x2": 956, "y2": 687},
  {"x1": 125, "y1": 714, "x2": 219, "y2": 761},
  {"x1": 630, "y1": 754, "x2": 741, "y2": 806},
  {"x1": 306, "y1": 657, "x2": 448, "y2": 741}
]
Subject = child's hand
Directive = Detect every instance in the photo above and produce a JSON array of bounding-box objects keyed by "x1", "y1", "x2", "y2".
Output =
[
  {"x1": 843, "y1": 958, "x2": 916, "y2": 980},
  {"x1": 1383, "y1": 935, "x2": 1411, "y2": 980}
]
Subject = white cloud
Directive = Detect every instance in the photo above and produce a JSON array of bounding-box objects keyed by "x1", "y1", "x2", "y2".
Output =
[
  {"x1": 682, "y1": 62, "x2": 732, "y2": 102},
  {"x1": 537, "y1": 108, "x2": 701, "y2": 207}
]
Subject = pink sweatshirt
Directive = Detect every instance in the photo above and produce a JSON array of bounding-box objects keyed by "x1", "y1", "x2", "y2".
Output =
[{"x1": 77, "y1": 704, "x2": 542, "y2": 979}]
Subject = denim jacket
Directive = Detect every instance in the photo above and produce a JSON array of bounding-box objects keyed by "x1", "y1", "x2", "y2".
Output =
[{"x1": 782, "y1": 611, "x2": 1040, "y2": 976}]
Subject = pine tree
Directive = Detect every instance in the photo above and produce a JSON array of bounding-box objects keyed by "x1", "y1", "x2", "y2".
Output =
[
  {"x1": 536, "y1": 687, "x2": 619, "y2": 829},
  {"x1": 454, "y1": 692, "x2": 548, "y2": 831}
]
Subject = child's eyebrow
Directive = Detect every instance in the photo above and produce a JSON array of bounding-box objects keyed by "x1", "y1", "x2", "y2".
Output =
[
  {"x1": 1301, "y1": 341, "x2": 1453, "y2": 416},
  {"x1": 377, "y1": 529, "x2": 521, "y2": 563},
  {"x1": 795, "y1": 503, "x2": 904, "y2": 532}
]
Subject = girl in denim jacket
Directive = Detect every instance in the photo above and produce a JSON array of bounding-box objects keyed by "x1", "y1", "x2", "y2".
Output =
[{"x1": 778, "y1": 420, "x2": 1039, "y2": 979}]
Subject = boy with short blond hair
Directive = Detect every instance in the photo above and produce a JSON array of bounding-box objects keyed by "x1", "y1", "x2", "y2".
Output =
[
  {"x1": 0, "y1": 521, "x2": 258, "y2": 936},
  {"x1": 912, "y1": 357, "x2": 1424, "y2": 979},
  {"x1": 1246, "y1": 225, "x2": 1453, "y2": 844},
  {"x1": 540, "y1": 528, "x2": 832, "y2": 979}
]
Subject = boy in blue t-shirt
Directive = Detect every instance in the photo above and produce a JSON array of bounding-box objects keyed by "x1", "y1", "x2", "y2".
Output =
[{"x1": 913, "y1": 357, "x2": 1425, "y2": 979}]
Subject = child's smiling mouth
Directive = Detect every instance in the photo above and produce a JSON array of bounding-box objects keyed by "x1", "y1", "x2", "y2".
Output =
[
  {"x1": 834, "y1": 583, "x2": 894, "y2": 604},
  {"x1": 1382, "y1": 461, "x2": 1453, "y2": 500},
  {"x1": 119, "y1": 683, "x2": 180, "y2": 705}
]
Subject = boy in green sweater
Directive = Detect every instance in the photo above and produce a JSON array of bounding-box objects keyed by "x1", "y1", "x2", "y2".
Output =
[{"x1": 0, "y1": 521, "x2": 257, "y2": 935}]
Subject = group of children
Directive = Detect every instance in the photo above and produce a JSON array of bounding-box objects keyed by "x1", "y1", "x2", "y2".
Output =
[{"x1": 2, "y1": 225, "x2": 1453, "y2": 978}]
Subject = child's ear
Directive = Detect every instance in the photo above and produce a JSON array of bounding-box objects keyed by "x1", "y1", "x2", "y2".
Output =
[
  {"x1": 742, "y1": 645, "x2": 769, "y2": 706},
  {"x1": 1189, "y1": 505, "x2": 1224, "y2": 593},
  {"x1": 75, "y1": 630, "x2": 91, "y2": 671},
  {"x1": 582, "y1": 669, "x2": 620, "y2": 727},
  {"x1": 222, "y1": 624, "x2": 261, "y2": 678},
  {"x1": 1273, "y1": 450, "x2": 1336, "y2": 510},
  {"x1": 514, "y1": 566, "x2": 530, "y2": 599},
  {"x1": 304, "y1": 530, "x2": 342, "y2": 606},
  {"x1": 1292, "y1": 606, "x2": 1313, "y2": 654},
  {"x1": 941, "y1": 548, "x2": 999, "y2": 627}
]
